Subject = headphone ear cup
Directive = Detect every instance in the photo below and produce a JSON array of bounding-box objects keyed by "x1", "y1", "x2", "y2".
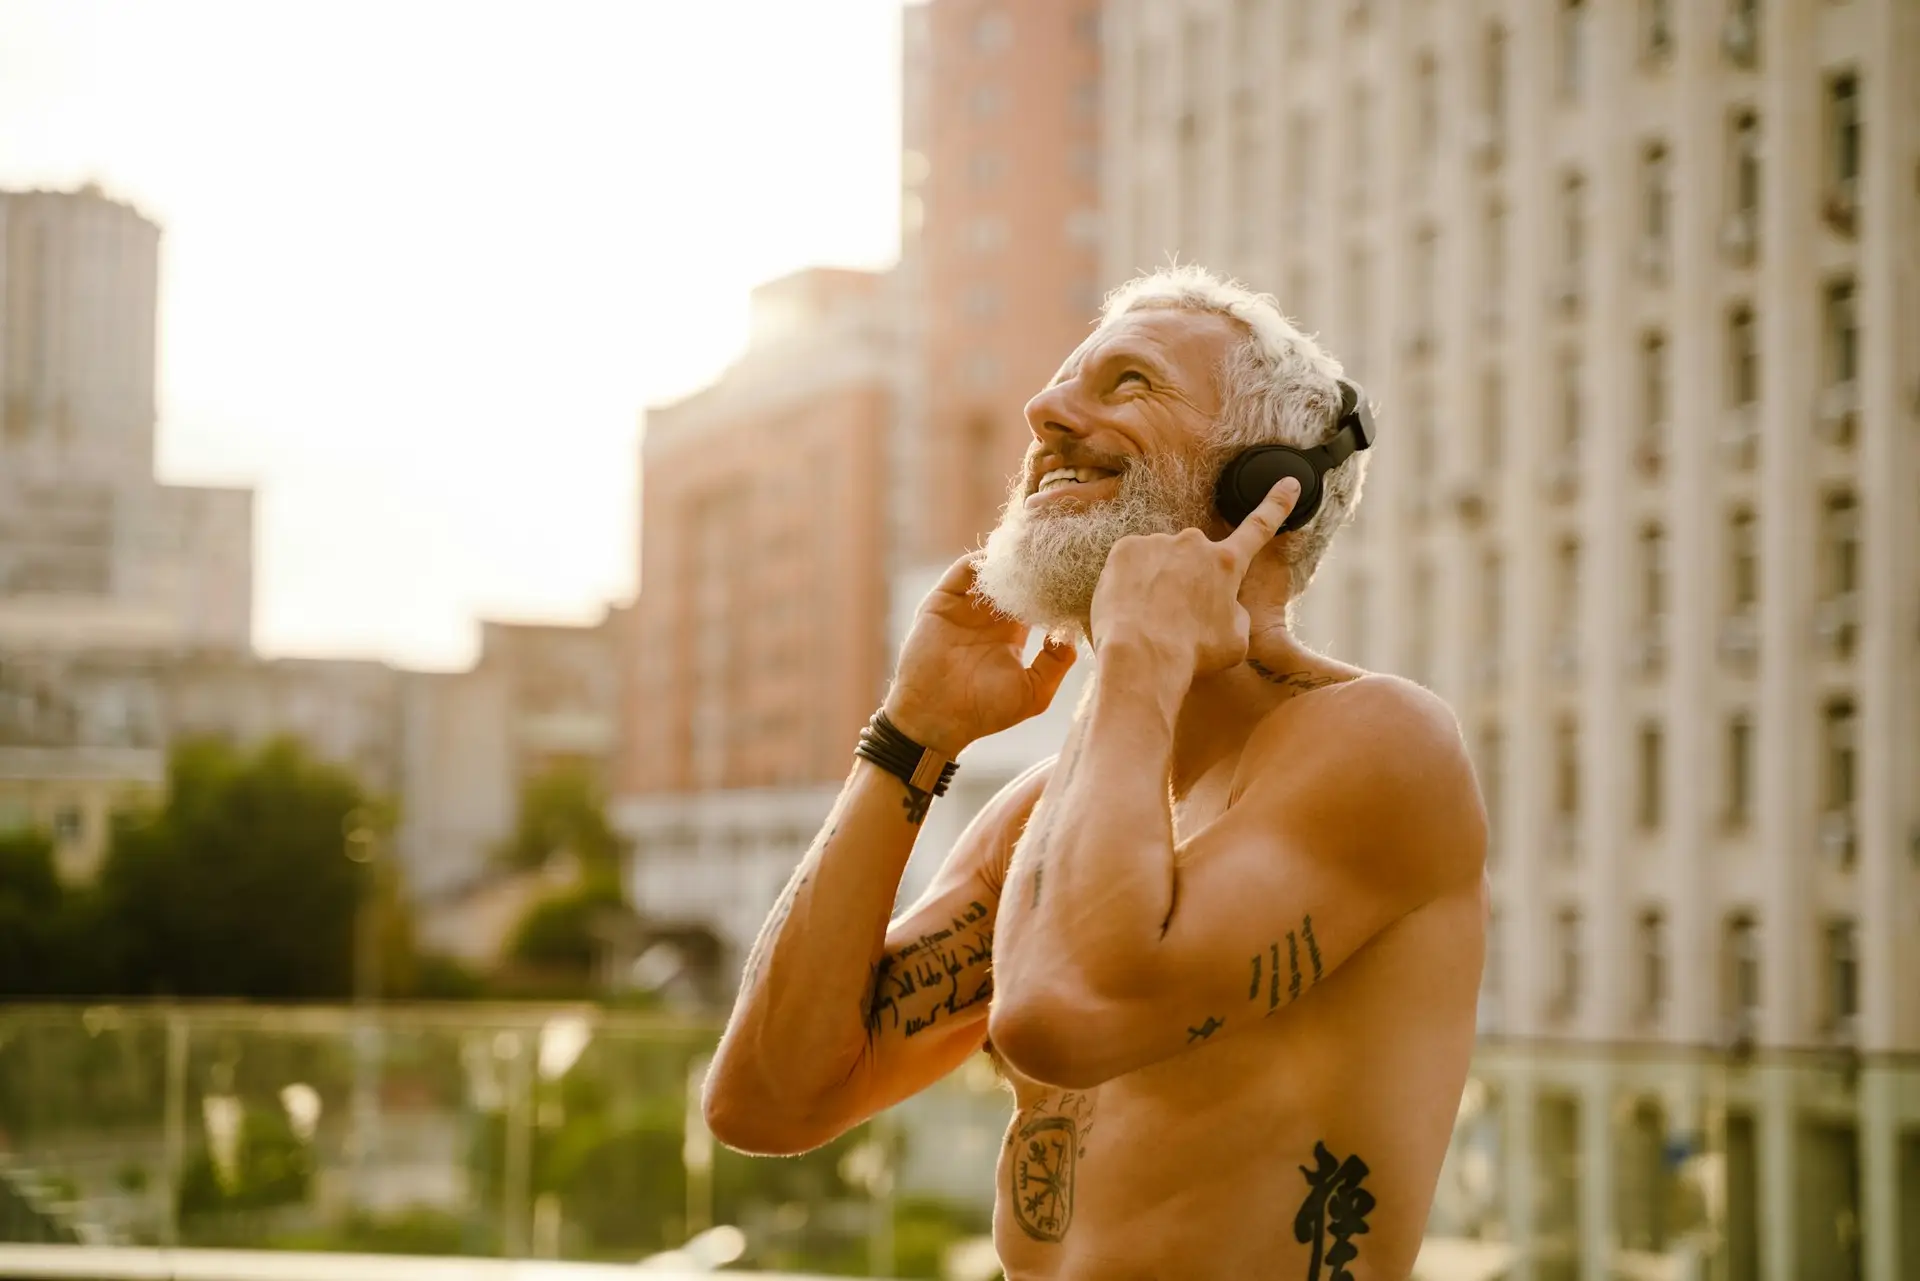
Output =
[{"x1": 1214, "y1": 447, "x2": 1324, "y2": 532}]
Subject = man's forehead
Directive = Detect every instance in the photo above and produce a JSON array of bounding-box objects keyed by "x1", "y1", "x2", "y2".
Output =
[{"x1": 1052, "y1": 307, "x2": 1242, "y2": 385}]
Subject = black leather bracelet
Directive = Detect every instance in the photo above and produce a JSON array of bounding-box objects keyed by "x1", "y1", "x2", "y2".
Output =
[{"x1": 855, "y1": 710, "x2": 959, "y2": 797}]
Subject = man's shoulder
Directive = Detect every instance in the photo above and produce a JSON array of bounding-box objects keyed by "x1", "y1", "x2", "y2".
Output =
[{"x1": 1244, "y1": 671, "x2": 1483, "y2": 877}]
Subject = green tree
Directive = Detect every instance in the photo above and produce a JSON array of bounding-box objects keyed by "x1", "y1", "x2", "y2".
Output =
[
  {"x1": 96, "y1": 736, "x2": 379, "y2": 1000},
  {"x1": 495, "y1": 761, "x2": 629, "y2": 876}
]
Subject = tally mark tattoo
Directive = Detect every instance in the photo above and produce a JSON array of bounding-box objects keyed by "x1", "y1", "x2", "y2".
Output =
[
  {"x1": 1187, "y1": 1016, "x2": 1225, "y2": 1043},
  {"x1": 1247, "y1": 659, "x2": 1344, "y2": 693},
  {"x1": 1248, "y1": 915, "x2": 1325, "y2": 1015},
  {"x1": 1295, "y1": 1140, "x2": 1375, "y2": 1281},
  {"x1": 864, "y1": 898, "x2": 993, "y2": 1041}
]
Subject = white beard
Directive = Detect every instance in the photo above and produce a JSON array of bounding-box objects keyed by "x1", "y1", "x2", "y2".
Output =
[{"x1": 973, "y1": 451, "x2": 1219, "y2": 637}]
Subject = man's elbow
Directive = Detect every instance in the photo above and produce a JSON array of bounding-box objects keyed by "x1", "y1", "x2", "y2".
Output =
[
  {"x1": 987, "y1": 995, "x2": 1122, "y2": 1091},
  {"x1": 701, "y1": 1066, "x2": 847, "y2": 1157}
]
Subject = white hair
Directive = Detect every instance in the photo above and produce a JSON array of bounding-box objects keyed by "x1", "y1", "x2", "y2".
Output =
[{"x1": 1098, "y1": 263, "x2": 1371, "y2": 596}]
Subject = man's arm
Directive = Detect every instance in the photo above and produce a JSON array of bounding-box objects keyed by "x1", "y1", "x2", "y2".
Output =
[
  {"x1": 703, "y1": 758, "x2": 1051, "y2": 1155},
  {"x1": 988, "y1": 663, "x2": 1484, "y2": 1090}
]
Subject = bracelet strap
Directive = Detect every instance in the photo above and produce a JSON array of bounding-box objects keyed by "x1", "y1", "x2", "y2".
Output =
[{"x1": 855, "y1": 710, "x2": 959, "y2": 797}]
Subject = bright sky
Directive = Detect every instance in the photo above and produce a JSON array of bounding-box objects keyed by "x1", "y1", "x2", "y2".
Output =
[{"x1": 0, "y1": 0, "x2": 905, "y2": 669}]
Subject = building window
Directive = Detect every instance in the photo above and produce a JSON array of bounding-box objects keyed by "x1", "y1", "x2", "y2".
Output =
[
  {"x1": 966, "y1": 216, "x2": 1009, "y2": 253},
  {"x1": 1482, "y1": 199, "x2": 1506, "y2": 329},
  {"x1": 1476, "y1": 722, "x2": 1504, "y2": 841},
  {"x1": 1346, "y1": 573, "x2": 1373, "y2": 667},
  {"x1": 1731, "y1": 110, "x2": 1762, "y2": 218},
  {"x1": 1821, "y1": 488, "x2": 1860, "y2": 602},
  {"x1": 1409, "y1": 560, "x2": 1434, "y2": 687},
  {"x1": 1412, "y1": 229, "x2": 1438, "y2": 350},
  {"x1": 1825, "y1": 919, "x2": 1858, "y2": 1031},
  {"x1": 52, "y1": 804, "x2": 83, "y2": 844},
  {"x1": 1553, "y1": 537, "x2": 1582, "y2": 665},
  {"x1": 1073, "y1": 7, "x2": 1100, "y2": 44},
  {"x1": 1561, "y1": 172, "x2": 1586, "y2": 273},
  {"x1": 1637, "y1": 909, "x2": 1668, "y2": 1023},
  {"x1": 1827, "y1": 72, "x2": 1861, "y2": 192},
  {"x1": 962, "y1": 283, "x2": 1001, "y2": 321},
  {"x1": 1728, "y1": 506, "x2": 1759, "y2": 610},
  {"x1": 1727, "y1": 306, "x2": 1759, "y2": 406},
  {"x1": 1559, "y1": 0, "x2": 1588, "y2": 100},
  {"x1": 1825, "y1": 278, "x2": 1858, "y2": 385},
  {"x1": 1642, "y1": 142, "x2": 1671, "y2": 252},
  {"x1": 1641, "y1": 0, "x2": 1674, "y2": 63},
  {"x1": 1484, "y1": 22, "x2": 1507, "y2": 132},
  {"x1": 965, "y1": 350, "x2": 1000, "y2": 389},
  {"x1": 1069, "y1": 143, "x2": 1098, "y2": 183},
  {"x1": 1480, "y1": 549, "x2": 1505, "y2": 663},
  {"x1": 973, "y1": 12, "x2": 1013, "y2": 53},
  {"x1": 1641, "y1": 332, "x2": 1669, "y2": 431},
  {"x1": 970, "y1": 83, "x2": 1009, "y2": 118},
  {"x1": 1725, "y1": 713, "x2": 1754, "y2": 828},
  {"x1": 1637, "y1": 721, "x2": 1665, "y2": 830},
  {"x1": 1481, "y1": 368, "x2": 1504, "y2": 470},
  {"x1": 969, "y1": 150, "x2": 1007, "y2": 187},
  {"x1": 1554, "y1": 908, "x2": 1583, "y2": 1015},
  {"x1": 1558, "y1": 351, "x2": 1582, "y2": 457},
  {"x1": 1641, "y1": 524, "x2": 1669, "y2": 623},
  {"x1": 1064, "y1": 207, "x2": 1102, "y2": 249},
  {"x1": 1554, "y1": 716, "x2": 1581, "y2": 822},
  {"x1": 1348, "y1": 84, "x2": 1372, "y2": 202},
  {"x1": 1071, "y1": 80, "x2": 1099, "y2": 120},
  {"x1": 1822, "y1": 697, "x2": 1857, "y2": 813},
  {"x1": 1415, "y1": 52, "x2": 1440, "y2": 161},
  {"x1": 1724, "y1": 913, "x2": 1760, "y2": 1035}
]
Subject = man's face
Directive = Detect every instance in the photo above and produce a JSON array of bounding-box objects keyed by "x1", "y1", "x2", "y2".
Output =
[{"x1": 974, "y1": 307, "x2": 1243, "y2": 635}]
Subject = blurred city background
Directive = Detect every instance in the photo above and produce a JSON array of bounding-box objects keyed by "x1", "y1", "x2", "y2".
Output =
[{"x1": 0, "y1": 1, "x2": 1916, "y2": 1279}]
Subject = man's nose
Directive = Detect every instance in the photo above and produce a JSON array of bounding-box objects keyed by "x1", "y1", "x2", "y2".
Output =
[{"x1": 1023, "y1": 380, "x2": 1086, "y2": 443}]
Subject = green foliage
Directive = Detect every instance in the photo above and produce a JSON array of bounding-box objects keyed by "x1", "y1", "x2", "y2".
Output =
[
  {"x1": 0, "y1": 829, "x2": 119, "y2": 997},
  {"x1": 506, "y1": 875, "x2": 629, "y2": 974},
  {"x1": 97, "y1": 736, "x2": 374, "y2": 1000},
  {"x1": 176, "y1": 1102, "x2": 314, "y2": 1226},
  {"x1": 495, "y1": 761, "x2": 628, "y2": 875},
  {"x1": 272, "y1": 1207, "x2": 491, "y2": 1256}
]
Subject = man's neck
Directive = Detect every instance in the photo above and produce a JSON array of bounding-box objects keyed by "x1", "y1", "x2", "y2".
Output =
[{"x1": 1162, "y1": 619, "x2": 1327, "y2": 798}]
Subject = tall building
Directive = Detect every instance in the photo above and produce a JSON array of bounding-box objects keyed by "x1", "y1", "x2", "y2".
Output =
[
  {"x1": 1101, "y1": 2, "x2": 1919, "y2": 1275},
  {"x1": 615, "y1": 268, "x2": 898, "y2": 965},
  {"x1": 907, "y1": 0, "x2": 1105, "y2": 564},
  {"x1": 0, "y1": 185, "x2": 253, "y2": 654}
]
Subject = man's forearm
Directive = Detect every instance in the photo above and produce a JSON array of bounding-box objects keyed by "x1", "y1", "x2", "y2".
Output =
[
  {"x1": 998, "y1": 642, "x2": 1186, "y2": 998},
  {"x1": 707, "y1": 760, "x2": 928, "y2": 1116}
]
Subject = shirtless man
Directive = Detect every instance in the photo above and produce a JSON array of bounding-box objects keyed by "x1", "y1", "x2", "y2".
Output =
[{"x1": 703, "y1": 266, "x2": 1487, "y2": 1281}]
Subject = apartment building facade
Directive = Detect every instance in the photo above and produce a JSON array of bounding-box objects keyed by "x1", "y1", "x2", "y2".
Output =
[{"x1": 1100, "y1": 2, "x2": 1919, "y2": 1277}]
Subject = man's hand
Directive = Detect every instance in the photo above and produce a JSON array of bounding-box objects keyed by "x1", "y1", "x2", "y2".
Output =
[
  {"x1": 882, "y1": 555, "x2": 1079, "y2": 758},
  {"x1": 1089, "y1": 477, "x2": 1300, "y2": 677}
]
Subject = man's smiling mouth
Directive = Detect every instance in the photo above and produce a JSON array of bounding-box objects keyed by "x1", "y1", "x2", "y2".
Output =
[{"x1": 1035, "y1": 466, "x2": 1121, "y2": 494}]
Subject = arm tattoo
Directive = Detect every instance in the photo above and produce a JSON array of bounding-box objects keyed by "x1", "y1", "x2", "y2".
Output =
[
  {"x1": 1247, "y1": 659, "x2": 1344, "y2": 693},
  {"x1": 899, "y1": 781, "x2": 933, "y2": 824},
  {"x1": 1187, "y1": 1016, "x2": 1224, "y2": 1043},
  {"x1": 1248, "y1": 914, "x2": 1324, "y2": 1016},
  {"x1": 1295, "y1": 1140, "x2": 1375, "y2": 1280},
  {"x1": 863, "y1": 898, "x2": 995, "y2": 1043}
]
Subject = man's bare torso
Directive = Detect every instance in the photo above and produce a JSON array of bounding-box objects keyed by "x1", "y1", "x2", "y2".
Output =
[{"x1": 981, "y1": 686, "x2": 1484, "y2": 1281}]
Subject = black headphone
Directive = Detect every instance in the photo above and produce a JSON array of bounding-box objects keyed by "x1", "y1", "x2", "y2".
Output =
[{"x1": 1213, "y1": 378, "x2": 1375, "y2": 532}]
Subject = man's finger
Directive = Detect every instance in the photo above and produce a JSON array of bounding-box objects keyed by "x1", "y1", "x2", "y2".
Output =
[
  {"x1": 1221, "y1": 477, "x2": 1301, "y2": 567},
  {"x1": 932, "y1": 553, "x2": 981, "y2": 595}
]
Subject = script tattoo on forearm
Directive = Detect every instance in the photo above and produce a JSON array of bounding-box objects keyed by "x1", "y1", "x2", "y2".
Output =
[
  {"x1": 1294, "y1": 1140, "x2": 1375, "y2": 1280},
  {"x1": 1247, "y1": 914, "x2": 1325, "y2": 1016},
  {"x1": 1247, "y1": 659, "x2": 1344, "y2": 694},
  {"x1": 863, "y1": 898, "x2": 994, "y2": 1043},
  {"x1": 1007, "y1": 1089, "x2": 1094, "y2": 1243}
]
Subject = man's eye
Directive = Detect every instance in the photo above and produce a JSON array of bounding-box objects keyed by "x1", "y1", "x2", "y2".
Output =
[{"x1": 1116, "y1": 370, "x2": 1147, "y2": 387}]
